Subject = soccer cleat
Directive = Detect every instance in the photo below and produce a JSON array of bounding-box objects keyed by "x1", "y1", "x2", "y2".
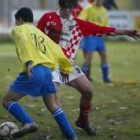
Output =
[
  {"x1": 104, "y1": 78, "x2": 112, "y2": 83},
  {"x1": 12, "y1": 123, "x2": 38, "y2": 138},
  {"x1": 76, "y1": 121, "x2": 96, "y2": 136}
]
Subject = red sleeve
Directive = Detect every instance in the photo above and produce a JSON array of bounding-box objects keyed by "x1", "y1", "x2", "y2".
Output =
[
  {"x1": 76, "y1": 18, "x2": 116, "y2": 36},
  {"x1": 37, "y1": 13, "x2": 47, "y2": 33}
]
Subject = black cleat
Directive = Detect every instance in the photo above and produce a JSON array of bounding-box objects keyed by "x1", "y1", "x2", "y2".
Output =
[
  {"x1": 12, "y1": 123, "x2": 38, "y2": 138},
  {"x1": 104, "y1": 79, "x2": 112, "y2": 83},
  {"x1": 76, "y1": 121, "x2": 96, "y2": 136}
]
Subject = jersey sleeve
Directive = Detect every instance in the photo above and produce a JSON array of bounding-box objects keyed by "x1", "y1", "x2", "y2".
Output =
[
  {"x1": 45, "y1": 36, "x2": 73, "y2": 74},
  {"x1": 53, "y1": 44, "x2": 73, "y2": 74},
  {"x1": 12, "y1": 27, "x2": 33, "y2": 64},
  {"x1": 76, "y1": 18, "x2": 116, "y2": 36},
  {"x1": 58, "y1": 57, "x2": 73, "y2": 74}
]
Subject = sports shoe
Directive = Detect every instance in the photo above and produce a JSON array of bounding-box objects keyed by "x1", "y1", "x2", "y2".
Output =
[
  {"x1": 76, "y1": 121, "x2": 96, "y2": 136},
  {"x1": 12, "y1": 123, "x2": 38, "y2": 138},
  {"x1": 104, "y1": 78, "x2": 112, "y2": 83}
]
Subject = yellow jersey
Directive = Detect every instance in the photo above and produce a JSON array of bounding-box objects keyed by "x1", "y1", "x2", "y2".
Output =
[
  {"x1": 12, "y1": 23, "x2": 72, "y2": 74},
  {"x1": 78, "y1": 3, "x2": 108, "y2": 26}
]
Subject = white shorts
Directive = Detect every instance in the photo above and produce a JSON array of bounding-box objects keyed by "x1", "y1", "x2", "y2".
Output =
[{"x1": 52, "y1": 65, "x2": 84, "y2": 84}]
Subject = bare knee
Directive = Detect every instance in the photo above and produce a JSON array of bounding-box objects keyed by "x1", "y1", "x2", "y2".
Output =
[
  {"x1": 43, "y1": 94, "x2": 59, "y2": 113},
  {"x1": 84, "y1": 89, "x2": 93, "y2": 100},
  {"x1": 48, "y1": 103, "x2": 59, "y2": 113},
  {"x1": 2, "y1": 94, "x2": 12, "y2": 109},
  {"x1": 2, "y1": 90, "x2": 23, "y2": 109}
]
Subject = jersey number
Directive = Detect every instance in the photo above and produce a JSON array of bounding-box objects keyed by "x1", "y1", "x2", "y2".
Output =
[
  {"x1": 31, "y1": 33, "x2": 46, "y2": 54},
  {"x1": 75, "y1": 67, "x2": 81, "y2": 74}
]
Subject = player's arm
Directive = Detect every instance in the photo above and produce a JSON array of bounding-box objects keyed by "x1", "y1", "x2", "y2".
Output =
[
  {"x1": 115, "y1": 29, "x2": 140, "y2": 40},
  {"x1": 49, "y1": 40, "x2": 73, "y2": 82},
  {"x1": 12, "y1": 27, "x2": 33, "y2": 63},
  {"x1": 45, "y1": 36, "x2": 73, "y2": 74},
  {"x1": 12, "y1": 27, "x2": 34, "y2": 78},
  {"x1": 76, "y1": 18, "x2": 140, "y2": 39},
  {"x1": 26, "y1": 61, "x2": 33, "y2": 79},
  {"x1": 77, "y1": 18, "x2": 116, "y2": 36},
  {"x1": 53, "y1": 44, "x2": 73, "y2": 74},
  {"x1": 57, "y1": 55, "x2": 73, "y2": 82}
]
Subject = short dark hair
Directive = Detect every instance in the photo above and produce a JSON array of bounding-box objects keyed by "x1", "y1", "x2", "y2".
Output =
[
  {"x1": 59, "y1": 0, "x2": 78, "y2": 8},
  {"x1": 15, "y1": 7, "x2": 33, "y2": 23}
]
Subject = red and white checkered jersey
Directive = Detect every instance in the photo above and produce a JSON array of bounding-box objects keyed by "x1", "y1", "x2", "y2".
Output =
[
  {"x1": 59, "y1": 14, "x2": 83, "y2": 60},
  {"x1": 37, "y1": 11, "x2": 116, "y2": 60}
]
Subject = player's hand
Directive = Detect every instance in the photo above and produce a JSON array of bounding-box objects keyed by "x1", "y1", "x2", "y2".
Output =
[
  {"x1": 115, "y1": 29, "x2": 140, "y2": 40},
  {"x1": 125, "y1": 30, "x2": 140, "y2": 40},
  {"x1": 60, "y1": 72, "x2": 69, "y2": 83},
  {"x1": 27, "y1": 64, "x2": 33, "y2": 79}
]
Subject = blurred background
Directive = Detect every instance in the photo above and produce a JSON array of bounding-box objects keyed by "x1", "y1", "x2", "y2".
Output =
[{"x1": 0, "y1": 0, "x2": 140, "y2": 39}]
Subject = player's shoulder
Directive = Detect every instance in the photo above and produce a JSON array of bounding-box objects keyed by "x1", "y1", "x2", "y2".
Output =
[
  {"x1": 11, "y1": 26, "x2": 21, "y2": 34},
  {"x1": 41, "y1": 11, "x2": 57, "y2": 18},
  {"x1": 84, "y1": 3, "x2": 92, "y2": 10},
  {"x1": 11, "y1": 24, "x2": 29, "y2": 37},
  {"x1": 12, "y1": 25, "x2": 20, "y2": 30}
]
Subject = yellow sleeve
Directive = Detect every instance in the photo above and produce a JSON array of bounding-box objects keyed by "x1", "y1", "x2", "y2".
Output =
[
  {"x1": 57, "y1": 57, "x2": 73, "y2": 74},
  {"x1": 49, "y1": 42, "x2": 73, "y2": 74},
  {"x1": 12, "y1": 27, "x2": 33, "y2": 64}
]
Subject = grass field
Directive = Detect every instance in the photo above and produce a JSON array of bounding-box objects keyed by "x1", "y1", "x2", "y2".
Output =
[{"x1": 0, "y1": 40, "x2": 140, "y2": 140}]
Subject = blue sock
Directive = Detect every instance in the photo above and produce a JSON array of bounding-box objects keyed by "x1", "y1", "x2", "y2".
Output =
[
  {"x1": 81, "y1": 64, "x2": 89, "y2": 75},
  {"x1": 7, "y1": 101, "x2": 34, "y2": 124},
  {"x1": 102, "y1": 63, "x2": 110, "y2": 81},
  {"x1": 53, "y1": 108, "x2": 75, "y2": 139}
]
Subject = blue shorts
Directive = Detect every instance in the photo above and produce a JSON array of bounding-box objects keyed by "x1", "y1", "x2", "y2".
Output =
[
  {"x1": 10, "y1": 65, "x2": 56, "y2": 97},
  {"x1": 81, "y1": 36, "x2": 106, "y2": 52}
]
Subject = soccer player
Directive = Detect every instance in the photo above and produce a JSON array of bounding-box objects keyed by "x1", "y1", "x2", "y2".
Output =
[
  {"x1": 37, "y1": 0, "x2": 140, "y2": 136},
  {"x1": 79, "y1": 0, "x2": 112, "y2": 82},
  {"x1": 2, "y1": 7, "x2": 78, "y2": 140}
]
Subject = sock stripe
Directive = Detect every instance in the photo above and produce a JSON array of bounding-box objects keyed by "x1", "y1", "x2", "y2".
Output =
[
  {"x1": 54, "y1": 108, "x2": 62, "y2": 114},
  {"x1": 53, "y1": 108, "x2": 64, "y2": 117},
  {"x1": 8, "y1": 101, "x2": 17, "y2": 111}
]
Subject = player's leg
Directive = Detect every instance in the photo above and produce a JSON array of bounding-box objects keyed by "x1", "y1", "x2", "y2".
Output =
[
  {"x1": 54, "y1": 82, "x2": 61, "y2": 107},
  {"x1": 67, "y1": 75, "x2": 96, "y2": 136},
  {"x1": 2, "y1": 90, "x2": 38, "y2": 138},
  {"x1": 81, "y1": 36, "x2": 95, "y2": 81},
  {"x1": 2, "y1": 66, "x2": 51, "y2": 138},
  {"x1": 97, "y1": 37, "x2": 111, "y2": 83},
  {"x1": 98, "y1": 50, "x2": 111, "y2": 83},
  {"x1": 81, "y1": 51, "x2": 93, "y2": 81},
  {"x1": 43, "y1": 93, "x2": 77, "y2": 140},
  {"x1": 39, "y1": 66, "x2": 77, "y2": 140}
]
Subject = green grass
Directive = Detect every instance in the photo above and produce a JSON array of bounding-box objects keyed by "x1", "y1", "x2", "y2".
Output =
[{"x1": 0, "y1": 41, "x2": 140, "y2": 140}]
